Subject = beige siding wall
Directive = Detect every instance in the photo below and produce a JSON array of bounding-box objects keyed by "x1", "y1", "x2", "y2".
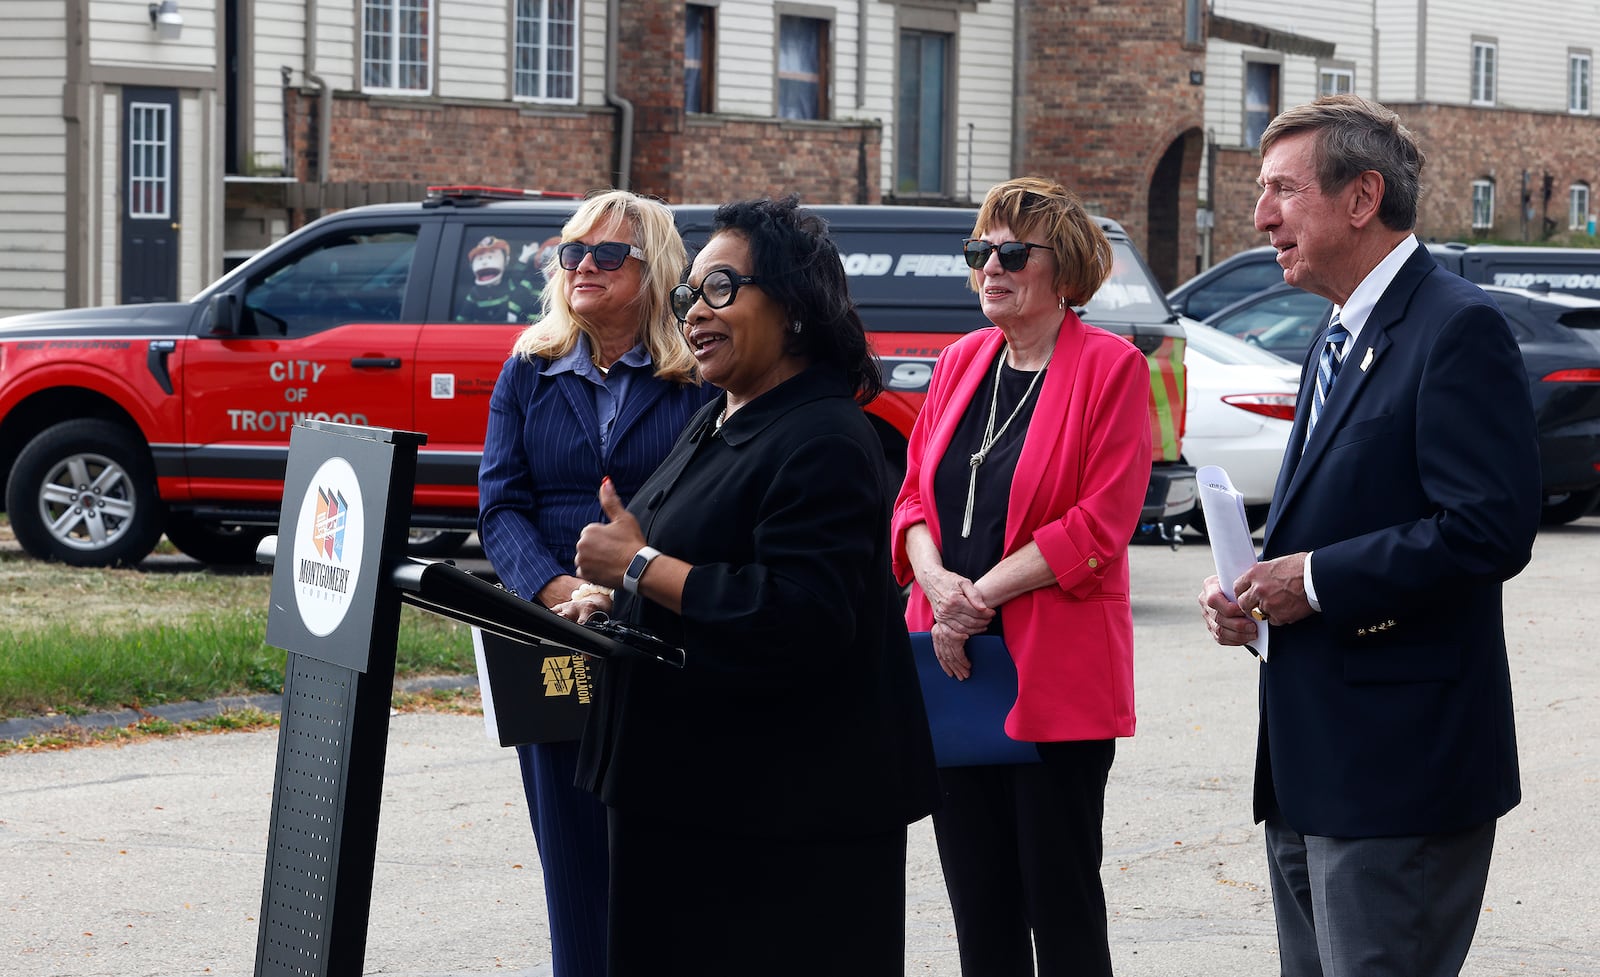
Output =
[
  {"x1": 1205, "y1": 0, "x2": 1375, "y2": 149},
  {"x1": 1374, "y1": 0, "x2": 1419, "y2": 102},
  {"x1": 254, "y1": 0, "x2": 308, "y2": 174},
  {"x1": 0, "y1": 7, "x2": 70, "y2": 314},
  {"x1": 88, "y1": 0, "x2": 217, "y2": 69},
  {"x1": 313, "y1": 0, "x2": 358, "y2": 89},
  {"x1": 439, "y1": 0, "x2": 509, "y2": 100},
  {"x1": 1426, "y1": 0, "x2": 1600, "y2": 111},
  {"x1": 97, "y1": 91, "x2": 119, "y2": 306},
  {"x1": 931, "y1": 0, "x2": 1013, "y2": 201}
]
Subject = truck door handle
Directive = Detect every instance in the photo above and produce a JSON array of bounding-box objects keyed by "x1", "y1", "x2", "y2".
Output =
[{"x1": 350, "y1": 357, "x2": 402, "y2": 369}]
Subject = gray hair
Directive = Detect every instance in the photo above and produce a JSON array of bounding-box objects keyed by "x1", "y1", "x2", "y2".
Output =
[{"x1": 1260, "y1": 95, "x2": 1426, "y2": 231}]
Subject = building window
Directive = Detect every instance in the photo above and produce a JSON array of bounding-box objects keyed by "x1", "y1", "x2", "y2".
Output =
[
  {"x1": 897, "y1": 29, "x2": 950, "y2": 196},
  {"x1": 778, "y1": 15, "x2": 829, "y2": 120},
  {"x1": 1472, "y1": 179, "x2": 1496, "y2": 230},
  {"x1": 1244, "y1": 61, "x2": 1280, "y2": 148},
  {"x1": 1570, "y1": 51, "x2": 1592, "y2": 114},
  {"x1": 128, "y1": 102, "x2": 172, "y2": 219},
  {"x1": 1183, "y1": 0, "x2": 1202, "y2": 46},
  {"x1": 1471, "y1": 40, "x2": 1497, "y2": 106},
  {"x1": 515, "y1": 0, "x2": 576, "y2": 102},
  {"x1": 1572, "y1": 183, "x2": 1592, "y2": 231},
  {"x1": 686, "y1": 5, "x2": 715, "y2": 114},
  {"x1": 1318, "y1": 66, "x2": 1354, "y2": 97},
  {"x1": 363, "y1": 0, "x2": 431, "y2": 93}
]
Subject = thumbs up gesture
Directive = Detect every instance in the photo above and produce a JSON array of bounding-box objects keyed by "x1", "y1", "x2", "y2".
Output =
[{"x1": 575, "y1": 477, "x2": 647, "y2": 590}]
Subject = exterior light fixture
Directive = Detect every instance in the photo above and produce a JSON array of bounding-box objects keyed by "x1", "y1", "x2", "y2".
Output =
[{"x1": 148, "y1": 0, "x2": 183, "y2": 40}]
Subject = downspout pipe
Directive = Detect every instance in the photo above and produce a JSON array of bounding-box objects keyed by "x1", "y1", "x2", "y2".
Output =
[
  {"x1": 605, "y1": 0, "x2": 633, "y2": 190},
  {"x1": 303, "y1": 0, "x2": 330, "y2": 189}
]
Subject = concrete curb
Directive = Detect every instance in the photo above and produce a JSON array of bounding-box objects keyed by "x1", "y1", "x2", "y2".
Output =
[{"x1": 0, "y1": 674, "x2": 480, "y2": 742}]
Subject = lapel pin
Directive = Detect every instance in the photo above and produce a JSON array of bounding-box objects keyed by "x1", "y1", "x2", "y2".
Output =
[{"x1": 1360, "y1": 346, "x2": 1375, "y2": 372}]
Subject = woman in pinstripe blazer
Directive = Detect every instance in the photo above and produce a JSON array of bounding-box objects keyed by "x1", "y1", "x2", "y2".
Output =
[{"x1": 477, "y1": 190, "x2": 716, "y2": 977}]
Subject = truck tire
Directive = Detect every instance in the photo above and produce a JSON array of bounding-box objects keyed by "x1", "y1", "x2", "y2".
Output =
[
  {"x1": 406, "y1": 528, "x2": 472, "y2": 557},
  {"x1": 162, "y1": 513, "x2": 273, "y2": 566},
  {"x1": 1540, "y1": 487, "x2": 1600, "y2": 526},
  {"x1": 5, "y1": 419, "x2": 164, "y2": 567}
]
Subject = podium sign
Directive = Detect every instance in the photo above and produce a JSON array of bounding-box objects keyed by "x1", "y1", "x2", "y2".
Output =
[
  {"x1": 255, "y1": 420, "x2": 423, "y2": 977},
  {"x1": 252, "y1": 421, "x2": 676, "y2": 977},
  {"x1": 265, "y1": 422, "x2": 424, "y2": 672}
]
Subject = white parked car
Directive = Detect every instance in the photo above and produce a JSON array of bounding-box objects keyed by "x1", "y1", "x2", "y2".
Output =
[{"x1": 1180, "y1": 321, "x2": 1300, "y2": 533}]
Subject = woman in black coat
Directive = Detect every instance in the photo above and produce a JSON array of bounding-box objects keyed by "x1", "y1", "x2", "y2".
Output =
[{"x1": 573, "y1": 196, "x2": 939, "y2": 976}]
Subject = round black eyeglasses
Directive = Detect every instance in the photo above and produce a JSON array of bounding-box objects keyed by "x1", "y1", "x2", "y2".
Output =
[
  {"x1": 671, "y1": 270, "x2": 764, "y2": 321},
  {"x1": 961, "y1": 239, "x2": 1055, "y2": 272},
  {"x1": 557, "y1": 241, "x2": 645, "y2": 272}
]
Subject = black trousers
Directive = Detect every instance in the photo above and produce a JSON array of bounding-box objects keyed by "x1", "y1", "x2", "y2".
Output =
[
  {"x1": 931, "y1": 739, "x2": 1117, "y2": 977},
  {"x1": 606, "y1": 807, "x2": 909, "y2": 977}
]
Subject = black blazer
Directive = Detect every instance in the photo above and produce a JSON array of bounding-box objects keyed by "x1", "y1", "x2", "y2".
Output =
[
  {"x1": 1257, "y1": 244, "x2": 1541, "y2": 837},
  {"x1": 577, "y1": 366, "x2": 940, "y2": 839}
]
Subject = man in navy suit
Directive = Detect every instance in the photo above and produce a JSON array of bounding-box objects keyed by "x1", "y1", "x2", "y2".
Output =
[{"x1": 1199, "y1": 95, "x2": 1541, "y2": 976}]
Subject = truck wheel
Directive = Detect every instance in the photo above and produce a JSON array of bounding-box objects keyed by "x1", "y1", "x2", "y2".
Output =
[
  {"x1": 163, "y1": 513, "x2": 273, "y2": 566},
  {"x1": 406, "y1": 528, "x2": 472, "y2": 557},
  {"x1": 1540, "y1": 487, "x2": 1600, "y2": 526},
  {"x1": 5, "y1": 419, "x2": 163, "y2": 567}
]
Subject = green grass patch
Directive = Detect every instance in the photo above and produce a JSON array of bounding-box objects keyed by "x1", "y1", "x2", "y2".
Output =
[{"x1": 0, "y1": 605, "x2": 476, "y2": 720}]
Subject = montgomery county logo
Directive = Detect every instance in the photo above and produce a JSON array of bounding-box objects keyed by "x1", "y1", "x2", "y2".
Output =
[
  {"x1": 312, "y1": 486, "x2": 348, "y2": 561},
  {"x1": 541, "y1": 655, "x2": 592, "y2": 703},
  {"x1": 292, "y1": 456, "x2": 365, "y2": 637}
]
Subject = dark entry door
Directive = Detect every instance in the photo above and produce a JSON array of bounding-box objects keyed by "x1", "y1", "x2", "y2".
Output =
[{"x1": 121, "y1": 87, "x2": 180, "y2": 304}]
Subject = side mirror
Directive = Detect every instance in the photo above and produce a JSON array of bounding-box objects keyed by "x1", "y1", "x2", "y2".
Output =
[{"x1": 207, "y1": 292, "x2": 240, "y2": 336}]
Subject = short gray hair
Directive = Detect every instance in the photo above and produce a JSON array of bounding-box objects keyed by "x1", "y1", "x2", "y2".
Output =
[{"x1": 1260, "y1": 95, "x2": 1426, "y2": 231}]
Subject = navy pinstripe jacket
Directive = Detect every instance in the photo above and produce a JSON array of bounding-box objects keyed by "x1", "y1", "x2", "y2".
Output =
[{"x1": 478, "y1": 350, "x2": 717, "y2": 601}]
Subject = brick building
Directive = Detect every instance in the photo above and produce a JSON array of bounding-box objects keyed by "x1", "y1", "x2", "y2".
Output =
[
  {"x1": 0, "y1": 0, "x2": 1206, "y2": 315},
  {"x1": 1200, "y1": 0, "x2": 1600, "y2": 269}
]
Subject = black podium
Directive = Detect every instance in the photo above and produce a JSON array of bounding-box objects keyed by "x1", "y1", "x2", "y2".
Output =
[{"x1": 252, "y1": 420, "x2": 654, "y2": 977}]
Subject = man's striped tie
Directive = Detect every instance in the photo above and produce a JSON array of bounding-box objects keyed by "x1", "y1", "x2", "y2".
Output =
[{"x1": 1306, "y1": 314, "x2": 1351, "y2": 440}]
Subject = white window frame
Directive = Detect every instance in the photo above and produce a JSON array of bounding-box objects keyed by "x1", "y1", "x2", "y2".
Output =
[
  {"x1": 128, "y1": 102, "x2": 173, "y2": 220},
  {"x1": 1471, "y1": 39, "x2": 1497, "y2": 107},
  {"x1": 1570, "y1": 51, "x2": 1592, "y2": 115},
  {"x1": 363, "y1": 0, "x2": 433, "y2": 95},
  {"x1": 1472, "y1": 179, "x2": 1496, "y2": 230},
  {"x1": 514, "y1": 0, "x2": 578, "y2": 104},
  {"x1": 1318, "y1": 64, "x2": 1354, "y2": 97},
  {"x1": 1571, "y1": 184, "x2": 1592, "y2": 231}
]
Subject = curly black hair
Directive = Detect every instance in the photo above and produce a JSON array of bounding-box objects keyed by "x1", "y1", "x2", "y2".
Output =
[{"x1": 709, "y1": 195, "x2": 884, "y2": 405}]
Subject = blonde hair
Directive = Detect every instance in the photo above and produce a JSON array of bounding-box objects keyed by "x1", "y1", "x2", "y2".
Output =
[
  {"x1": 510, "y1": 190, "x2": 697, "y2": 383},
  {"x1": 971, "y1": 176, "x2": 1112, "y2": 307}
]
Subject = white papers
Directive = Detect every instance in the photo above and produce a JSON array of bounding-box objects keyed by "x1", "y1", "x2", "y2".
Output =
[
  {"x1": 471, "y1": 627, "x2": 502, "y2": 743},
  {"x1": 1197, "y1": 465, "x2": 1268, "y2": 661}
]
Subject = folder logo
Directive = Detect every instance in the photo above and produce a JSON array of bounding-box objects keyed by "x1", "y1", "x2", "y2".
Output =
[
  {"x1": 541, "y1": 654, "x2": 593, "y2": 703},
  {"x1": 542, "y1": 656, "x2": 574, "y2": 696}
]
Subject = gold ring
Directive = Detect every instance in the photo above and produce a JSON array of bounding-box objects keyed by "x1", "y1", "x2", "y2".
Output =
[{"x1": 1250, "y1": 607, "x2": 1268, "y2": 623}]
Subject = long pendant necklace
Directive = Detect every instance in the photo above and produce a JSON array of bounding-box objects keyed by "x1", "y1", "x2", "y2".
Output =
[{"x1": 962, "y1": 344, "x2": 1050, "y2": 538}]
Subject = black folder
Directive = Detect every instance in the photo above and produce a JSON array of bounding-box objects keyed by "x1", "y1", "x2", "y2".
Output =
[{"x1": 473, "y1": 628, "x2": 596, "y2": 747}]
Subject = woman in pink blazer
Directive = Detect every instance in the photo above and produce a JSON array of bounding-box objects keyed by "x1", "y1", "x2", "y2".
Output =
[{"x1": 891, "y1": 176, "x2": 1153, "y2": 977}]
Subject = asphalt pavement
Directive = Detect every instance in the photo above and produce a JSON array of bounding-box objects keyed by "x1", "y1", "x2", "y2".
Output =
[{"x1": 3, "y1": 521, "x2": 1598, "y2": 976}]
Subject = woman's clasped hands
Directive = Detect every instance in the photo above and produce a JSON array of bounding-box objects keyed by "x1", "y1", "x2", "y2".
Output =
[{"x1": 921, "y1": 567, "x2": 994, "y2": 681}]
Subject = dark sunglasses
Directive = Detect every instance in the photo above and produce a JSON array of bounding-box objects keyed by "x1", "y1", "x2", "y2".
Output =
[
  {"x1": 671, "y1": 270, "x2": 764, "y2": 321},
  {"x1": 961, "y1": 239, "x2": 1055, "y2": 272},
  {"x1": 557, "y1": 240, "x2": 645, "y2": 272}
]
